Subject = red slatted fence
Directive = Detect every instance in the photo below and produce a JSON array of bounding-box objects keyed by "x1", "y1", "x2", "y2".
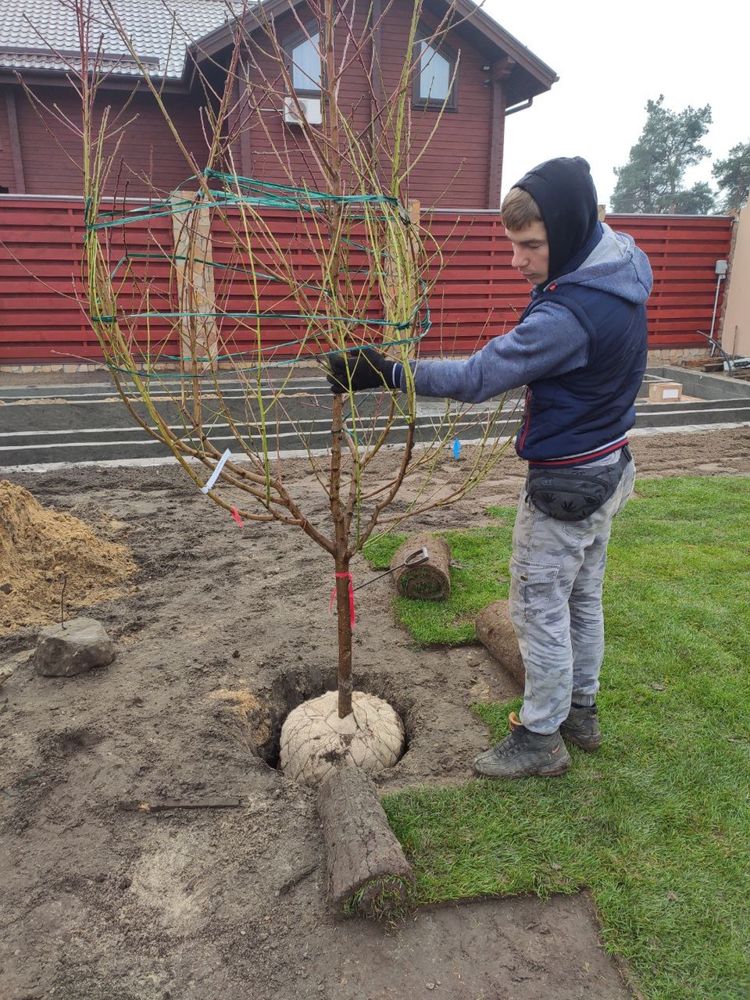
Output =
[{"x1": 0, "y1": 196, "x2": 733, "y2": 364}]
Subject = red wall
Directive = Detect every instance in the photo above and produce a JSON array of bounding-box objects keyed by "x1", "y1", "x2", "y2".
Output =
[
  {"x1": 2, "y1": 0, "x2": 504, "y2": 207},
  {"x1": 379, "y1": 6, "x2": 495, "y2": 208},
  {"x1": 1, "y1": 84, "x2": 210, "y2": 198},
  {"x1": 0, "y1": 196, "x2": 733, "y2": 364},
  {"x1": 233, "y1": 2, "x2": 498, "y2": 209}
]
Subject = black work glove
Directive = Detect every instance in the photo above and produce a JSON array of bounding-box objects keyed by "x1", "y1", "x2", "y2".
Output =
[{"x1": 326, "y1": 346, "x2": 399, "y2": 394}]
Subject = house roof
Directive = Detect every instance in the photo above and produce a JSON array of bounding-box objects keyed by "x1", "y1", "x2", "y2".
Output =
[
  {"x1": 0, "y1": 0, "x2": 556, "y2": 102},
  {"x1": 441, "y1": 0, "x2": 558, "y2": 102},
  {"x1": 0, "y1": 0, "x2": 234, "y2": 79}
]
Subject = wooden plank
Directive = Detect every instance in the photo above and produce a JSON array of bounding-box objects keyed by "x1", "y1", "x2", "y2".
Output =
[{"x1": 169, "y1": 189, "x2": 219, "y2": 370}]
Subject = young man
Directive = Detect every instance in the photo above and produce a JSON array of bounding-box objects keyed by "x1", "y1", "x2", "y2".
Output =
[{"x1": 328, "y1": 156, "x2": 653, "y2": 779}]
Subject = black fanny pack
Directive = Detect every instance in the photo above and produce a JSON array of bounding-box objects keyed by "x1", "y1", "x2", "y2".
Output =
[{"x1": 526, "y1": 446, "x2": 632, "y2": 522}]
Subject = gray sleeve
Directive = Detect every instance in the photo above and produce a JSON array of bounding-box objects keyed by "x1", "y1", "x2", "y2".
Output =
[{"x1": 397, "y1": 299, "x2": 590, "y2": 403}]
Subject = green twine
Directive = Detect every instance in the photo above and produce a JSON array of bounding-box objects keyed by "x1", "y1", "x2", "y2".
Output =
[
  {"x1": 87, "y1": 171, "x2": 429, "y2": 380},
  {"x1": 100, "y1": 310, "x2": 431, "y2": 380},
  {"x1": 88, "y1": 169, "x2": 403, "y2": 231}
]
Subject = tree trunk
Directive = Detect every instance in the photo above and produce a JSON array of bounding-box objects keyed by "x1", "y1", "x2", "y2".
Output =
[
  {"x1": 334, "y1": 554, "x2": 353, "y2": 718},
  {"x1": 330, "y1": 393, "x2": 353, "y2": 717}
]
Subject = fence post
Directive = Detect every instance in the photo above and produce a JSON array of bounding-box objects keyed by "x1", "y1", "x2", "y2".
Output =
[
  {"x1": 170, "y1": 190, "x2": 219, "y2": 371},
  {"x1": 719, "y1": 206, "x2": 749, "y2": 358}
]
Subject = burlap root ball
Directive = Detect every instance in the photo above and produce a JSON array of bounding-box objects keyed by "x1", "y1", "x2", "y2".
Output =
[{"x1": 279, "y1": 690, "x2": 404, "y2": 786}]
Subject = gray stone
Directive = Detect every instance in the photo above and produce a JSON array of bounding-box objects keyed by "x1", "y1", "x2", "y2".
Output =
[{"x1": 34, "y1": 617, "x2": 116, "y2": 677}]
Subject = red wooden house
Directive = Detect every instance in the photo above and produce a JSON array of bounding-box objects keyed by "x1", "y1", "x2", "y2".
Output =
[
  {"x1": 0, "y1": 0, "x2": 557, "y2": 207},
  {"x1": 0, "y1": 3, "x2": 730, "y2": 367}
]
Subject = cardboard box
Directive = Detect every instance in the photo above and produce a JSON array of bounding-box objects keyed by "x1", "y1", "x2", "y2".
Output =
[{"x1": 648, "y1": 381, "x2": 683, "y2": 402}]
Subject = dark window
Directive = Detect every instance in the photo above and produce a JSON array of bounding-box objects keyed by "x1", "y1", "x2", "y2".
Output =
[
  {"x1": 413, "y1": 32, "x2": 457, "y2": 110},
  {"x1": 284, "y1": 29, "x2": 321, "y2": 97}
]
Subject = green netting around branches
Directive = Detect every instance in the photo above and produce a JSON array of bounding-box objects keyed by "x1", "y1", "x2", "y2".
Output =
[{"x1": 84, "y1": 170, "x2": 432, "y2": 379}]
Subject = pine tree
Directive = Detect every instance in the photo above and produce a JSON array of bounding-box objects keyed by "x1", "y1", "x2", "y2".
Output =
[
  {"x1": 612, "y1": 96, "x2": 714, "y2": 214},
  {"x1": 712, "y1": 141, "x2": 750, "y2": 211}
]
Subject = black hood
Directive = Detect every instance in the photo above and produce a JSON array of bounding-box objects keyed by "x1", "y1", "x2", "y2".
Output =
[{"x1": 514, "y1": 156, "x2": 599, "y2": 283}]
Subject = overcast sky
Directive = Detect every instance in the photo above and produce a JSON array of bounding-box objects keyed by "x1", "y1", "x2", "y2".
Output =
[{"x1": 488, "y1": 0, "x2": 750, "y2": 208}]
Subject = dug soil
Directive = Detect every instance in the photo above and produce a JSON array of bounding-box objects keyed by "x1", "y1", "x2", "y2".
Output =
[
  {"x1": 0, "y1": 482, "x2": 136, "y2": 635},
  {"x1": 2, "y1": 426, "x2": 749, "y2": 1000}
]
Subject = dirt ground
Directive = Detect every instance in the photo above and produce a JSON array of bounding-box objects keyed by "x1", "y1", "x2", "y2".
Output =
[{"x1": 2, "y1": 425, "x2": 749, "y2": 1000}]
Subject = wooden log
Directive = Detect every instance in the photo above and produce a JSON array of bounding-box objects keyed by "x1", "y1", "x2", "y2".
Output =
[
  {"x1": 390, "y1": 533, "x2": 451, "y2": 601},
  {"x1": 317, "y1": 765, "x2": 414, "y2": 919},
  {"x1": 475, "y1": 599, "x2": 525, "y2": 687}
]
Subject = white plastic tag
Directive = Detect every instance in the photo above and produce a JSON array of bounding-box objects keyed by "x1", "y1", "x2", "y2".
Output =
[{"x1": 201, "y1": 449, "x2": 232, "y2": 494}]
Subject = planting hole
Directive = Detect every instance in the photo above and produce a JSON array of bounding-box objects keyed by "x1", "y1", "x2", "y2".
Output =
[{"x1": 210, "y1": 665, "x2": 412, "y2": 781}]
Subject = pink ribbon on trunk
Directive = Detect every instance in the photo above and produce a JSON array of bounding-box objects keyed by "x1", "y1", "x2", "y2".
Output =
[{"x1": 329, "y1": 571, "x2": 356, "y2": 628}]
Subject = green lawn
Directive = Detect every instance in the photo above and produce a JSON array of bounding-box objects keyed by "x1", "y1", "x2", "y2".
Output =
[{"x1": 365, "y1": 477, "x2": 750, "y2": 1000}]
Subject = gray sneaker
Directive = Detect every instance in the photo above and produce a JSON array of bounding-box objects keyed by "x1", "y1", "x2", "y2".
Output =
[
  {"x1": 560, "y1": 703, "x2": 602, "y2": 751},
  {"x1": 474, "y1": 713, "x2": 571, "y2": 778}
]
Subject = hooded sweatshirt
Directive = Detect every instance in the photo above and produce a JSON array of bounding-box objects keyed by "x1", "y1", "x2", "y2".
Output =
[{"x1": 393, "y1": 158, "x2": 653, "y2": 465}]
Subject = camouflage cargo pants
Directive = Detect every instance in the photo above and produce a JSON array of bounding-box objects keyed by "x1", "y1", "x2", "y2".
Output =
[{"x1": 509, "y1": 453, "x2": 636, "y2": 734}]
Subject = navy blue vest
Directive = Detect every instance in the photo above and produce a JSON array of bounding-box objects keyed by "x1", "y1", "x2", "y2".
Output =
[{"x1": 516, "y1": 283, "x2": 648, "y2": 464}]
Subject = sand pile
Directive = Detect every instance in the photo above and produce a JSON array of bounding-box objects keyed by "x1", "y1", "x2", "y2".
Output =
[{"x1": 0, "y1": 482, "x2": 136, "y2": 634}]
